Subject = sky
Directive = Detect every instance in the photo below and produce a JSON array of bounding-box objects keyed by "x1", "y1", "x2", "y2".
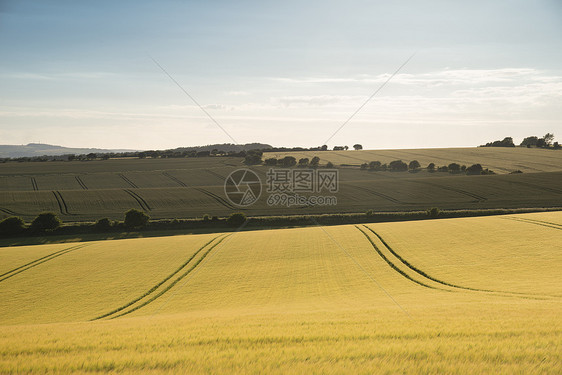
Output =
[{"x1": 1, "y1": 0, "x2": 561, "y2": 150}]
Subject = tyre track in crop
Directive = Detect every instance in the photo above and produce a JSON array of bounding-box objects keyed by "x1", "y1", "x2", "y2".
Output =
[
  {"x1": 30, "y1": 177, "x2": 38, "y2": 191},
  {"x1": 411, "y1": 180, "x2": 488, "y2": 203},
  {"x1": 52, "y1": 191, "x2": 70, "y2": 215},
  {"x1": 75, "y1": 176, "x2": 88, "y2": 190},
  {"x1": 163, "y1": 172, "x2": 188, "y2": 187},
  {"x1": 347, "y1": 184, "x2": 406, "y2": 204},
  {"x1": 206, "y1": 169, "x2": 226, "y2": 181},
  {"x1": 505, "y1": 180, "x2": 562, "y2": 195},
  {"x1": 194, "y1": 187, "x2": 238, "y2": 210},
  {"x1": 93, "y1": 234, "x2": 231, "y2": 320},
  {"x1": 123, "y1": 189, "x2": 151, "y2": 211},
  {"x1": 360, "y1": 225, "x2": 556, "y2": 299},
  {"x1": 354, "y1": 226, "x2": 441, "y2": 290},
  {"x1": 0, "y1": 207, "x2": 18, "y2": 216},
  {"x1": 0, "y1": 244, "x2": 90, "y2": 283},
  {"x1": 118, "y1": 173, "x2": 139, "y2": 188},
  {"x1": 503, "y1": 217, "x2": 562, "y2": 231}
]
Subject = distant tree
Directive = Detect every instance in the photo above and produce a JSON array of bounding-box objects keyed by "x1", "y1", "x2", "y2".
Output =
[
  {"x1": 408, "y1": 160, "x2": 421, "y2": 170},
  {"x1": 369, "y1": 161, "x2": 381, "y2": 171},
  {"x1": 124, "y1": 209, "x2": 150, "y2": 229},
  {"x1": 360, "y1": 163, "x2": 368, "y2": 170},
  {"x1": 264, "y1": 157, "x2": 278, "y2": 166},
  {"x1": 353, "y1": 144, "x2": 363, "y2": 150},
  {"x1": 554, "y1": 142, "x2": 560, "y2": 149},
  {"x1": 31, "y1": 212, "x2": 62, "y2": 232},
  {"x1": 333, "y1": 146, "x2": 344, "y2": 151},
  {"x1": 279, "y1": 156, "x2": 297, "y2": 167},
  {"x1": 426, "y1": 207, "x2": 441, "y2": 218},
  {"x1": 326, "y1": 161, "x2": 334, "y2": 168},
  {"x1": 86, "y1": 153, "x2": 97, "y2": 160},
  {"x1": 448, "y1": 163, "x2": 461, "y2": 173},
  {"x1": 389, "y1": 160, "x2": 408, "y2": 172},
  {"x1": 437, "y1": 165, "x2": 448, "y2": 172},
  {"x1": 310, "y1": 156, "x2": 320, "y2": 168},
  {"x1": 298, "y1": 158, "x2": 309, "y2": 167},
  {"x1": 461, "y1": 165, "x2": 467, "y2": 172},
  {"x1": 320, "y1": 145, "x2": 328, "y2": 151},
  {"x1": 536, "y1": 138, "x2": 547, "y2": 148},
  {"x1": 481, "y1": 137, "x2": 515, "y2": 147},
  {"x1": 520, "y1": 136, "x2": 539, "y2": 147},
  {"x1": 543, "y1": 133, "x2": 555, "y2": 146},
  {"x1": 427, "y1": 162, "x2": 435, "y2": 171},
  {"x1": 0, "y1": 216, "x2": 26, "y2": 236},
  {"x1": 94, "y1": 218, "x2": 113, "y2": 232},
  {"x1": 344, "y1": 145, "x2": 349, "y2": 150},
  {"x1": 226, "y1": 212, "x2": 247, "y2": 227},
  {"x1": 244, "y1": 154, "x2": 263, "y2": 165}
]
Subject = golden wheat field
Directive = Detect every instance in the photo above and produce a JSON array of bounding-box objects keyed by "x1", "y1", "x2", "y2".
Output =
[{"x1": 1, "y1": 212, "x2": 561, "y2": 373}]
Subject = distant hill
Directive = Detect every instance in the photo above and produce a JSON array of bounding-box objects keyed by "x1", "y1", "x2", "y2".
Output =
[
  {"x1": 0, "y1": 143, "x2": 137, "y2": 158},
  {"x1": 172, "y1": 143, "x2": 271, "y2": 153},
  {"x1": 0, "y1": 143, "x2": 272, "y2": 158}
]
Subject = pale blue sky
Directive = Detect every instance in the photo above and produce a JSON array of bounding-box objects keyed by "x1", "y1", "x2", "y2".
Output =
[{"x1": 1, "y1": 0, "x2": 561, "y2": 149}]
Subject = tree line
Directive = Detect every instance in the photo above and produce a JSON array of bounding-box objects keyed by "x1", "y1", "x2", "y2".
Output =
[{"x1": 480, "y1": 133, "x2": 559, "y2": 149}]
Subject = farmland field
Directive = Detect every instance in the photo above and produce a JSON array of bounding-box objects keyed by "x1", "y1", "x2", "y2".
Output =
[
  {"x1": 0, "y1": 212, "x2": 560, "y2": 373},
  {"x1": 0, "y1": 147, "x2": 561, "y2": 222}
]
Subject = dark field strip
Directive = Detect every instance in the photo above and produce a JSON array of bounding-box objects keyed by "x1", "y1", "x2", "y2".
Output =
[
  {"x1": 75, "y1": 176, "x2": 88, "y2": 190},
  {"x1": 162, "y1": 172, "x2": 188, "y2": 187},
  {"x1": 354, "y1": 226, "x2": 440, "y2": 290},
  {"x1": 0, "y1": 244, "x2": 89, "y2": 283},
  {"x1": 118, "y1": 173, "x2": 139, "y2": 188},
  {"x1": 123, "y1": 189, "x2": 151, "y2": 211},
  {"x1": 93, "y1": 235, "x2": 224, "y2": 320}
]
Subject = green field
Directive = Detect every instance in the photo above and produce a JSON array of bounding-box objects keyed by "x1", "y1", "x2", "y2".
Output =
[
  {"x1": 0, "y1": 212, "x2": 560, "y2": 373},
  {"x1": 1, "y1": 147, "x2": 561, "y2": 222}
]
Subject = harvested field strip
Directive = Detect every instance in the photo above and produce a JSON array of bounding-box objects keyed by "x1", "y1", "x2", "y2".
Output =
[
  {"x1": 75, "y1": 176, "x2": 88, "y2": 190},
  {"x1": 30, "y1": 177, "x2": 38, "y2": 191},
  {"x1": 52, "y1": 191, "x2": 69, "y2": 215},
  {"x1": 92, "y1": 235, "x2": 225, "y2": 320},
  {"x1": 194, "y1": 187, "x2": 237, "y2": 210},
  {"x1": 163, "y1": 172, "x2": 188, "y2": 187},
  {"x1": 118, "y1": 174, "x2": 138, "y2": 188},
  {"x1": 123, "y1": 189, "x2": 151, "y2": 211},
  {"x1": 504, "y1": 217, "x2": 562, "y2": 231},
  {"x1": 98, "y1": 234, "x2": 232, "y2": 320},
  {"x1": 0, "y1": 244, "x2": 89, "y2": 283},
  {"x1": 354, "y1": 226, "x2": 439, "y2": 290}
]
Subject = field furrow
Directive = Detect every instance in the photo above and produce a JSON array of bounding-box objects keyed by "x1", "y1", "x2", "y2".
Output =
[
  {"x1": 109, "y1": 234, "x2": 232, "y2": 319},
  {"x1": 0, "y1": 244, "x2": 89, "y2": 283}
]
